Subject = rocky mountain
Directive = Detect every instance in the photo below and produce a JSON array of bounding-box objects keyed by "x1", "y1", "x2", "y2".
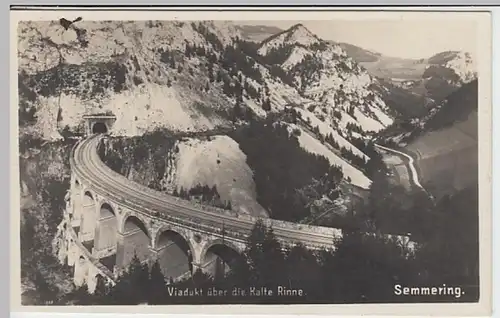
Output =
[
  {"x1": 257, "y1": 24, "x2": 394, "y2": 132},
  {"x1": 18, "y1": 21, "x2": 405, "y2": 193}
]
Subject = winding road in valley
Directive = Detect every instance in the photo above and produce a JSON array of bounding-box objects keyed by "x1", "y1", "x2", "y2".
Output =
[{"x1": 374, "y1": 144, "x2": 432, "y2": 198}]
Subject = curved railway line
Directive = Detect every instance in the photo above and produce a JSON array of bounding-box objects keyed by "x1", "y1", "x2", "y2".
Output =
[{"x1": 71, "y1": 134, "x2": 341, "y2": 249}]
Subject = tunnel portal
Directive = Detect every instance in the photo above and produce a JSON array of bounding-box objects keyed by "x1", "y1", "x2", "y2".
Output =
[
  {"x1": 92, "y1": 122, "x2": 108, "y2": 134},
  {"x1": 83, "y1": 114, "x2": 116, "y2": 136}
]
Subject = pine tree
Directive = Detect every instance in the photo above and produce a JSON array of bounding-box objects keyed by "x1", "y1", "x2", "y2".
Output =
[
  {"x1": 262, "y1": 98, "x2": 271, "y2": 111},
  {"x1": 33, "y1": 271, "x2": 58, "y2": 305},
  {"x1": 245, "y1": 220, "x2": 267, "y2": 282},
  {"x1": 179, "y1": 187, "x2": 186, "y2": 198},
  {"x1": 70, "y1": 283, "x2": 92, "y2": 305},
  {"x1": 107, "y1": 269, "x2": 136, "y2": 305},
  {"x1": 91, "y1": 275, "x2": 110, "y2": 304},
  {"x1": 244, "y1": 220, "x2": 286, "y2": 288},
  {"x1": 119, "y1": 254, "x2": 150, "y2": 304},
  {"x1": 262, "y1": 227, "x2": 286, "y2": 285},
  {"x1": 245, "y1": 108, "x2": 255, "y2": 122},
  {"x1": 56, "y1": 108, "x2": 63, "y2": 122},
  {"x1": 223, "y1": 79, "x2": 232, "y2": 97},
  {"x1": 148, "y1": 260, "x2": 167, "y2": 305},
  {"x1": 209, "y1": 52, "x2": 217, "y2": 64},
  {"x1": 285, "y1": 243, "x2": 322, "y2": 297},
  {"x1": 208, "y1": 66, "x2": 215, "y2": 82},
  {"x1": 233, "y1": 101, "x2": 243, "y2": 121},
  {"x1": 160, "y1": 50, "x2": 170, "y2": 64}
]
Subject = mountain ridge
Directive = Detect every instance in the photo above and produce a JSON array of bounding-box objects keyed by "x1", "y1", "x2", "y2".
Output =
[{"x1": 19, "y1": 20, "x2": 392, "y2": 192}]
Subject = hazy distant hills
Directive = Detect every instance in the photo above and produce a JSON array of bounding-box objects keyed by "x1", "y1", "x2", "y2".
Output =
[
  {"x1": 235, "y1": 24, "x2": 285, "y2": 42},
  {"x1": 336, "y1": 42, "x2": 427, "y2": 80},
  {"x1": 336, "y1": 42, "x2": 476, "y2": 105}
]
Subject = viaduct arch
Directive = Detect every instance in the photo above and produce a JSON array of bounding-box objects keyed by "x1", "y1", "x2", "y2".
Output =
[
  {"x1": 199, "y1": 240, "x2": 244, "y2": 280},
  {"x1": 117, "y1": 215, "x2": 152, "y2": 267},
  {"x1": 80, "y1": 191, "x2": 96, "y2": 246},
  {"x1": 154, "y1": 229, "x2": 194, "y2": 279}
]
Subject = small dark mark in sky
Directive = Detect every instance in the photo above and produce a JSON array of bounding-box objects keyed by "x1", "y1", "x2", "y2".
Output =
[
  {"x1": 59, "y1": 17, "x2": 83, "y2": 30},
  {"x1": 58, "y1": 17, "x2": 88, "y2": 48}
]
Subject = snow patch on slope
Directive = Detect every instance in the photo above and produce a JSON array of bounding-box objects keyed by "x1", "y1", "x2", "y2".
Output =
[
  {"x1": 352, "y1": 108, "x2": 385, "y2": 133},
  {"x1": 172, "y1": 135, "x2": 269, "y2": 218},
  {"x1": 286, "y1": 123, "x2": 371, "y2": 189},
  {"x1": 295, "y1": 108, "x2": 369, "y2": 160}
]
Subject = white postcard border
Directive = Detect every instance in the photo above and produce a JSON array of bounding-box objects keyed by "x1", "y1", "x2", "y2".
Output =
[{"x1": 9, "y1": 7, "x2": 493, "y2": 316}]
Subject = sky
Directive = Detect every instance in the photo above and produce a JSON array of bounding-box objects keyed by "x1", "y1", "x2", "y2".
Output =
[{"x1": 247, "y1": 20, "x2": 478, "y2": 59}]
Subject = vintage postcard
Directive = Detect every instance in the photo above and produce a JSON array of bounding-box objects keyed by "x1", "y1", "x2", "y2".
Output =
[{"x1": 10, "y1": 7, "x2": 492, "y2": 316}]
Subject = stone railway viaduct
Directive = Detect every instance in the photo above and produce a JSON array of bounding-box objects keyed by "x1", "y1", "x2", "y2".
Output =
[{"x1": 57, "y1": 117, "x2": 346, "y2": 293}]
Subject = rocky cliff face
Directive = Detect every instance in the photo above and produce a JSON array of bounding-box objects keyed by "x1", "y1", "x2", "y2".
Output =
[{"x1": 19, "y1": 138, "x2": 76, "y2": 304}]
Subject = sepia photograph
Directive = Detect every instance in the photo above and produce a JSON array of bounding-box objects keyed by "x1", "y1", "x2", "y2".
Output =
[{"x1": 11, "y1": 7, "x2": 492, "y2": 314}]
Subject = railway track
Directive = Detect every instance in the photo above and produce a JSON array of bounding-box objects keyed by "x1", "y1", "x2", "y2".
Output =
[{"x1": 71, "y1": 135, "x2": 340, "y2": 249}]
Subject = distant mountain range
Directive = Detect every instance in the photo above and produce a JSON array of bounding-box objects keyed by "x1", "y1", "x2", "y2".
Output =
[
  {"x1": 236, "y1": 24, "x2": 476, "y2": 111},
  {"x1": 235, "y1": 24, "x2": 285, "y2": 42}
]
